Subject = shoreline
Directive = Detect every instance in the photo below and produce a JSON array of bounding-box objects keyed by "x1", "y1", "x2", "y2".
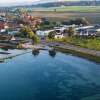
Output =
[
  {"x1": 0, "y1": 49, "x2": 32, "y2": 62},
  {"x1": 0, "y1": 43, "x2": 100, "y2": 63},
  {"x1": 53, "y1": 44, "x2": 100, "y2": 63}
]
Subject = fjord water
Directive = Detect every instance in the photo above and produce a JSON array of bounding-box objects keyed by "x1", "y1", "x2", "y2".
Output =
[{"x1": 0, "y1": 50, "x2": 100, "y2": 100}]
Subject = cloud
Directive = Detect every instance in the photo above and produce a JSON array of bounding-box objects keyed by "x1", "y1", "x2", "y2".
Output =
[
  {"x1": 0, "y1": 0, "x2": 40, "y2": 6},
  {"x1": 0, "y1": 0, "x2": 79, "y2": 4},
  {"x1": 0, "y1": 0, "x2": 33, "y2": 4}
]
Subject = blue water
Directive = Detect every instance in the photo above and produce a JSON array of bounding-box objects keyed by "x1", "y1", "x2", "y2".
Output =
[{"x1": 0, "y1": 50, "x2": 100, "y2": 100}]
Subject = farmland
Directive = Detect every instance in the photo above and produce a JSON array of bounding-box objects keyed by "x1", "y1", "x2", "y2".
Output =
[
  {"x1": 32, "y1": 6, "x2": 100, "y2": 13},
  {"x1": 30, "y1": 11, "x2": 100, "y2": 24},
  {"x1": 30, "y1": 6, "x2": 100, "y2": 24}
]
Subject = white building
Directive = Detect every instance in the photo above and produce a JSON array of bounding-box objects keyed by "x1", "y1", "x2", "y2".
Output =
[
  {"x1": 55, "y1": 33, "x2": 64, "y2": 39},
  {"x1": 36, "y1": 30, "x2": 54, "y2": 36},
  {"x1": 54, "y1": 29, "x2": 64, "y2": 39}
]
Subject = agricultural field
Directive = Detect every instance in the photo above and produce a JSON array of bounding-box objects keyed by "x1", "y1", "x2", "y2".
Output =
[
  {"x1": 30, "y1": 6, "x2": 100, "y2": 24},
  {"x1": 32, "y1": 6, "x2": 100, "y2": 13},
  {"x1": 30, "y1": 11, "x2": 100, "y2": 24}
]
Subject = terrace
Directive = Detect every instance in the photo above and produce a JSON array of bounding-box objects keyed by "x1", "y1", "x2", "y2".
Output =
[{"x1": 0, "y1": 34, "x2": 32, "y2": 49}]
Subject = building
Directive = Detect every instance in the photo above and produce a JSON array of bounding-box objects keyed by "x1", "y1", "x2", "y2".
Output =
[
  {"x1": 36, "y1": 30, "x2": 54, "y2": 36},
  {"x1": 76, "y1": 29, "x2": 97, "y2": 37},
  {"x1": 0, "y1": 21, "x2": 5, "y2": 30},
  {"x1": 75, "y1": 25, "x2": 98, "y2": 36},
  {"x1": 55, "y1": 33, "x2": 64, "y2": 39},
  {"x1": 54, "y1": 29, "x2": 64, "y2": 39}
]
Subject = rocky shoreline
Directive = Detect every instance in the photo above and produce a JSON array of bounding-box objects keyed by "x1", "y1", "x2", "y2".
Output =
[{"x1": 0, "y1": 49, "x2": 32, "y2": 62}]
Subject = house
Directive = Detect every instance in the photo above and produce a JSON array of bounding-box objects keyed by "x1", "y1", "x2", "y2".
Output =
[
  {"x1": 75, "y1": 29, "x2": 97, "y2": 36},
  {"x1": 36, "y1": 30, "x2": 54, "y2": 36},
  {"x1": 74, "y1": 25, "x2": 98, "y2": 36},
  {"x1": 75, "y1": 25, "x2": 94, "y2": 30},
  {"x1": 0, "y1": 34, "x2": 11, "y2": 41},
  {"x1": 36, "y1": 30, "x2": 44, "y2": 36},
  {"x1": 54, "y1": 29, "x2": 64, "y2": 39},
  {"x1": 0, "y1": 20, "x2": 18, "y2": 34},
  {"x1": 0, "y1": 20, "x2": 5, "y2": 30},
  {"x1": 10, "y1": 36, "x2": 16, "y2": 41},
  {"x1": 7, "y1": 21, "x2": 20, "y2": 29},
  {"x1": 55, "y1": 33, "x2": 64, "y2": 39}
]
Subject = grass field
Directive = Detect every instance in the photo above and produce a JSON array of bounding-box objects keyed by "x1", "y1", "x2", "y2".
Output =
[{"x1": 32, "y1": 6, "x2": 100, "y2": 13}]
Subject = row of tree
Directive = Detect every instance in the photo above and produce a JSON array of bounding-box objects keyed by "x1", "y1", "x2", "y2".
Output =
[{"x1": 62, "y1": 17, "x2": 89, "y2": 26}]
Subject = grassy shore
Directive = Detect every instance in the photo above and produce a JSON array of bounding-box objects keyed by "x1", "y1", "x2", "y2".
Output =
[
  {"x1": 46, "y1": 37, "x2": 100, "y2": 51},
  {"x1": 54, "y1": 46, "x2": 100, "y2": 63},
  {"x1": 46, "y1": 36, "x2": 100, "y2": 63},
  {"x1": 66, "y1": 37, "x2": 100, "y2": 51}
]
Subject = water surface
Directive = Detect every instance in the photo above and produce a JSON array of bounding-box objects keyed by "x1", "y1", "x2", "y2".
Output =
[{"x1": 0, "y1": 50, "x2": 100, "y2": 100}]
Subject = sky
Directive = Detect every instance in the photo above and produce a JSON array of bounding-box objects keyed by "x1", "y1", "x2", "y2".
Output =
[{"x1": 0, "y1": 0, "x2": 95, "y2": 6}]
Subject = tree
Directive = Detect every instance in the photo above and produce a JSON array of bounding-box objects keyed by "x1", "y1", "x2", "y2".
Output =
[
  {"x1": 54, "y1": 9, "x2": 57, "y2": 12},
  {"x1": 39, "y1": 21, "x2": 54, "y2": 30},
  {"x1": 17, "y1": 26, "x2": 34, "y2": 38},
  {"x1": 14, "y1": 8, "x2": 27, "y2": 15},
  {"x1": 26, "y1": 27, "x2": 34, "y2": 38},
  {"x1": 81, "y1": 17, "x2": 90, "y2": 26},
  {"x1": 48, "y1": 31, "x2": 56, "y2": 39},
  {"x1": 67, "y1": 17, "x2": 89, "y2": 26},
  {"x1": 17, "y1": 26, "x2": 39, "y2": 44},
  {"x1": 67, "y1": 27, "x2": 75, "y2": 37},
  {"x1": 32, "y1": 35, "x2": 40, "y2": 44}
]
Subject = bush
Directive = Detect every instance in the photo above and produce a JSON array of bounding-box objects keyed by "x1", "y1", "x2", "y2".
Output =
[
  {"x1": 48, "y1": 31, "x2": 56, "y2": 39},
  {"x1": 32, "y1": 35, "x2": 40, "y2": 44}
]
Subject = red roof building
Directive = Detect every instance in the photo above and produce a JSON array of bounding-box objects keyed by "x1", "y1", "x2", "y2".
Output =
[{"x1": 0, "y1": 21, "x2": 4, "y2": 30}]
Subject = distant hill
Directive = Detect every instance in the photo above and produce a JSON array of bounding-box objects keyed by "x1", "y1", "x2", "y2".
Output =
[
  {"x1": 33, "y1": 1, "x2": 100, "y2": 7},
  {"x1": 0, "y1": 1, "x2": 100, "y2": 13}
]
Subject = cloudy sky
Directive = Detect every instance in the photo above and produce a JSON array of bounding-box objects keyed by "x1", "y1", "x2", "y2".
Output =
[{"x1": 0, "y1": 0, "x2": 94, "y2": 6}]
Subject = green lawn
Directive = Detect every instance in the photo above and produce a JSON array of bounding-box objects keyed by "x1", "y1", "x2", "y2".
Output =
[{"x1": 32, "y1": 6, "x2": 100, "y2": 12}]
